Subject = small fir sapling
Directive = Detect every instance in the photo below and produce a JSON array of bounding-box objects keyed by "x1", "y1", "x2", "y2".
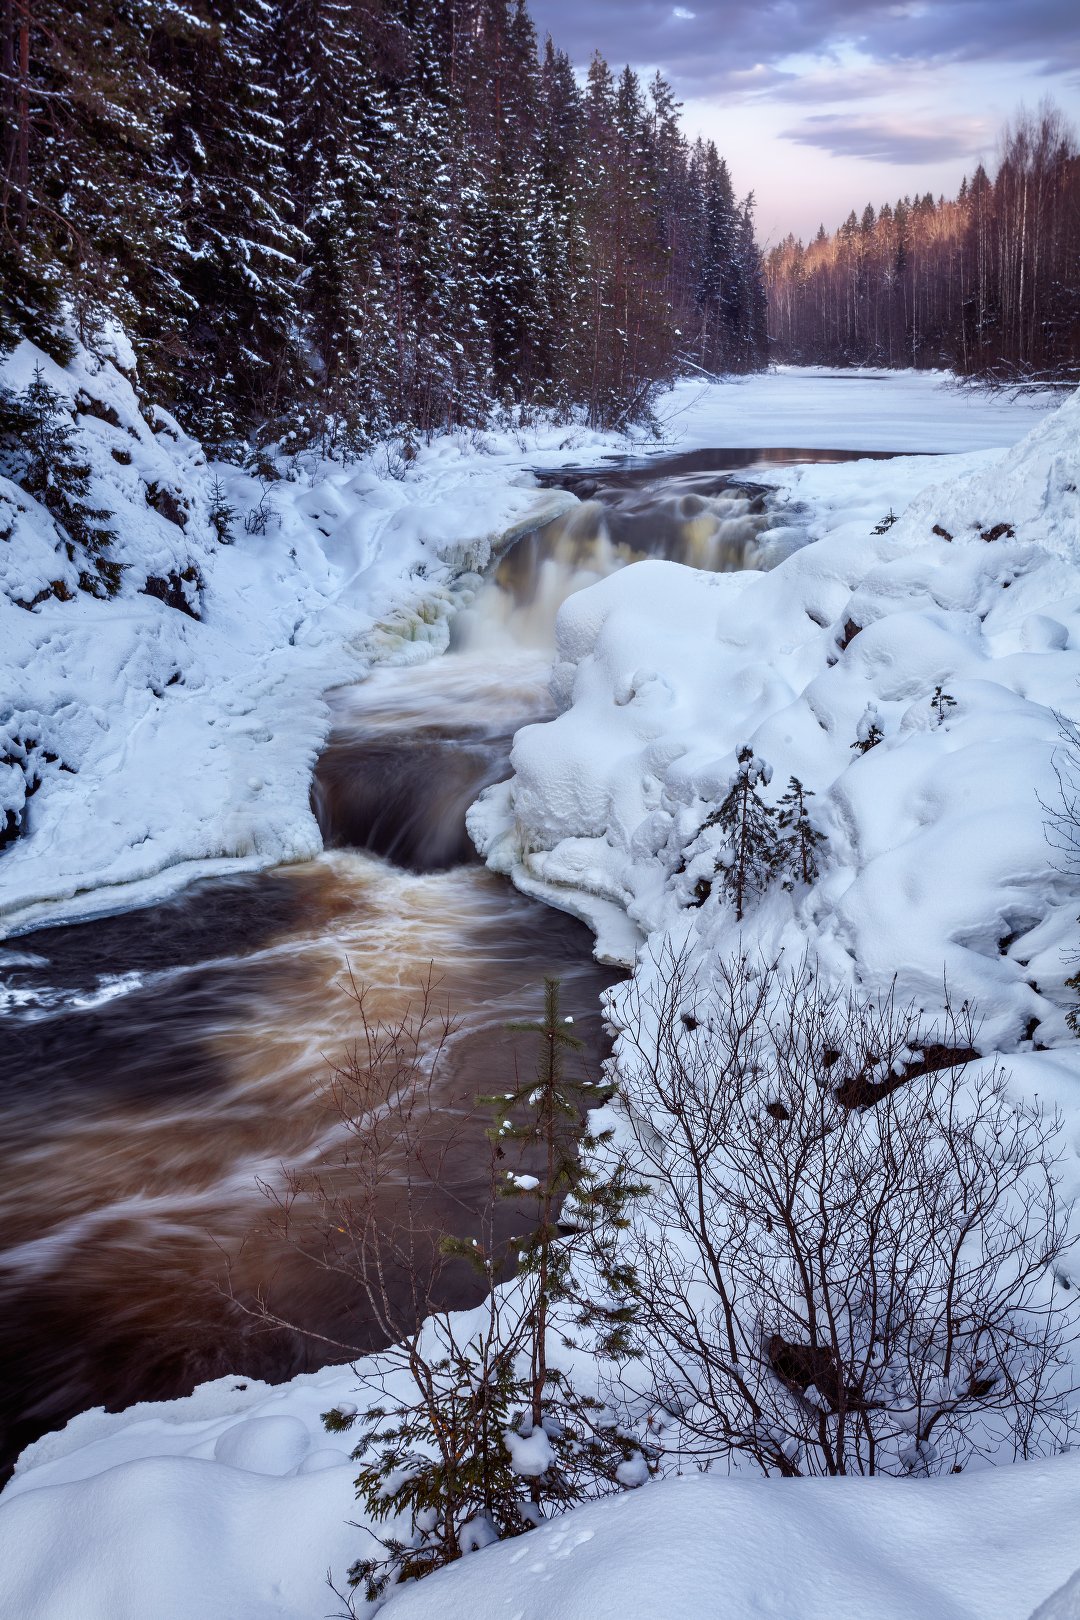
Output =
[
  {"x1": 333, "y1": 1325, "x2": 535, "y2": 1601},
  {"x1": 851, "y1": 704, "x2": 884, "y2": 753},
  {"x1": 0, "y1": 366, "x2": 119, "y2": 595},
  {"x1": 705, "y1": 745, "x2": 781, "y2": 921},
  {"x1": 486, "y1": 978, "x2": 651, "y2": 1509},
  {"x1": 871, "y1": 509, "x2": 898, "y2": 534},
  {"x1": 777, "y1": 776, "x2": 824, "y2": 889},
  {"x1": 207, "y1": 475, "x2": 236, "y2": 543},
  {"x1": 932, "y1": 685, "x2": 958, "y2": 724}
]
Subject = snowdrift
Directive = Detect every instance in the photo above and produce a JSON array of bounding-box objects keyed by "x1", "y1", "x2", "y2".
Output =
[{"x1": 1, "y1": 1326, "x2": 1078, "y2": 1620}]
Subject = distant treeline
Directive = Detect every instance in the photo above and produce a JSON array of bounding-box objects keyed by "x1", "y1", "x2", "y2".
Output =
[
  {"x1": 0, "y1": 0, "x2": 767, "y2": 455},
  {"x1": 765, "y1": 106, "x2": 1080, "y2": 383}
]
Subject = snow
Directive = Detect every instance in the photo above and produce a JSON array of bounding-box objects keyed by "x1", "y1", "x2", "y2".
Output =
[
  {"x1": 382, "y1": 1459, "x2": 1080, "y2": 1620},
  {"x1": 659, "y1": 366, "x2": 1055, "y2": 453},
  {"x1": 0, "y1": 338, "x2": 584, "y2": 937},
  {"x1": 1, "y1": 1350, "x2": 1077, "y2": 1618},
  {"x1": 0, "y1": 354, "x2": 1045, "y2": 940},
  {"x1": 1036, "y1": 1568, "x2": 1080, "y2": 1619},
  {"x1": 470, "y1": 387, "x2": 1080, "y2": 1058},
  {"x1": 0, "y1": 351, "x2": 1066, "y2": 1615}
]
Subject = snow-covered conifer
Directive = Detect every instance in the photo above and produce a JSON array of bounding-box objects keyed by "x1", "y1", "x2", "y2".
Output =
[
  {"x1": 0, "y1": 366, "x2": 118, "y2": 594},
  {"x1": 777, "y1": 775, "x2": 825, "y2": 889},
  {"x1": 708, "y1": 745, "x2": 781, "y2": 921}
]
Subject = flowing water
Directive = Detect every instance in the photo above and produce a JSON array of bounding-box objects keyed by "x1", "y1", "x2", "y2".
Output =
[{"x1": 0, "y1": 447, "x2": 889, "y2": 1477}]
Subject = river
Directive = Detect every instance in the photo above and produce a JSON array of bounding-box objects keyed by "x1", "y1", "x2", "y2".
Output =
[{"x1": 0, "y1": 446, "x2": 896, "y2": 1478}]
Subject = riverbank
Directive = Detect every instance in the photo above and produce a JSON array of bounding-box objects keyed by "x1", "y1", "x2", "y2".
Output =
[{"x1": 0, "y1": 345, "x2": 1049, "y2": 943}]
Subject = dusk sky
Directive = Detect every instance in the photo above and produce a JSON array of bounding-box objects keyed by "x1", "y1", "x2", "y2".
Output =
[{"x1": 528, "y1": 0, "x2": 1080, "y2": 246}]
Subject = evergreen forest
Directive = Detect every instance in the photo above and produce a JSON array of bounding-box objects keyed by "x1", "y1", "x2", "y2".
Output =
[{"x1": 0, "y1": 0, "x2": 768, "y2": 456}]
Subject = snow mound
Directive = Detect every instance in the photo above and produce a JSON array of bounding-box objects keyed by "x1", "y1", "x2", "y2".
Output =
[
  {"x1": 2, "y1": 1346, "x2": 1078, "y2": 1620},
  {"x1": 471, "y1": 389, "x2": 1080, "y2": 1052},
  {"x1": 382, "y1": 1457, "x2": 1080, "y2": 1620},
  {"x1": 1034, "y1": 1568, "x2": 1080, "y2": 1619}
]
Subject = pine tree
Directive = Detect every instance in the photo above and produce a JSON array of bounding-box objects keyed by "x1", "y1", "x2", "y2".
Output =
[
  {"x1": 777, "y1": 776, "x2": 824, "y2": 889},
  {"x1": 0, "y1": 365, "x2": 118, "y2": 594}
]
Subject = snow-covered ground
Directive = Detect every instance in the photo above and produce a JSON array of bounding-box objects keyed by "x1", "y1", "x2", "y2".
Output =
[
  {"x1": 0, "y1": 346, "x2": 1070, "y2": 1616},
  {"x1": 1, "y1": 1316, "x2": 1079, "y2": 1620}
]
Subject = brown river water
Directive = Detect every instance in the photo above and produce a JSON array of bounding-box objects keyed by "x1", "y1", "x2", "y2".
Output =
[{"x1": 0, "y1": 448, "x2": 886, "y2": 1477}]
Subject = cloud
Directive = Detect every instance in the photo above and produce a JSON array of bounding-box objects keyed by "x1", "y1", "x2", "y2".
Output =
[
  {"x1": 780, "y1": 112, "x2": 991, "y2": 163},
  {"x1": 761, "y1": 62, "x2": 929, "y2": 105},
  {"x1": 526, "y1": 0, "x2": 1080, "y2": 94}
]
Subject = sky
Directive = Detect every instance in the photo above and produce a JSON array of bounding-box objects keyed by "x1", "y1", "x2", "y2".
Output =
[{"x1": 527, "y1": 0, "x2": 1080, "y2": 246}]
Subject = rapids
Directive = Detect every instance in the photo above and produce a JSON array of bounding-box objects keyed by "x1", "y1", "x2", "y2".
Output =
[{"x1": 0, "y1": 446, "x2": 885, "y2": 1476}]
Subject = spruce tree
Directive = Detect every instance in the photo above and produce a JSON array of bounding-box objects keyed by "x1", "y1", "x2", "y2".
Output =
[
  {"x1": 707, "y1": 745, "x2": 781, "y2": 921},
  {"x1": 485, "y1": 978, "x2": 649, "y2": 1510},
  {"x1": 149, "y1": 0, "x2": 306, "y2": 450},
  {"x1": 207, "y1": 476, "x2": 236, "y2": 544},
  {"x1": 0, "y1": 365, "x2": 118, "y2": 594},
  {"x1": 1, "y1": 0, "x2": 771, "y2": 443},
  {"x1": 328, "y1": 976, "x2": 649, "y2": 1602},
  {"x1": 931, "y1": 685, "x2": 958, "y2": 724},
  {"x1": 335, "y1": 1330, "x2": 531, "y2": 1601},
  {"x1": 852, "y1": 705, "x2": 884, "y2": 753},
  {"x1": 777, "y1": 775, "x2": 824, "y2": 889}
]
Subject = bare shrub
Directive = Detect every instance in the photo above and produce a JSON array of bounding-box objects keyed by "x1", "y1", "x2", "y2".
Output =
[
  {"x1": 243, "y1": 480, "x2": 280, "y2": 535},
  {"x1": 609, "y1": 947, "x2": 1076, "y2": 1477}
]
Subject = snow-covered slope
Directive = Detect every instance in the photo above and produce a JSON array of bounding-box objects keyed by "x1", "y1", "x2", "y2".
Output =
[{"x1": 0, "y1": 336, "x2": 578, "y2": 936}]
